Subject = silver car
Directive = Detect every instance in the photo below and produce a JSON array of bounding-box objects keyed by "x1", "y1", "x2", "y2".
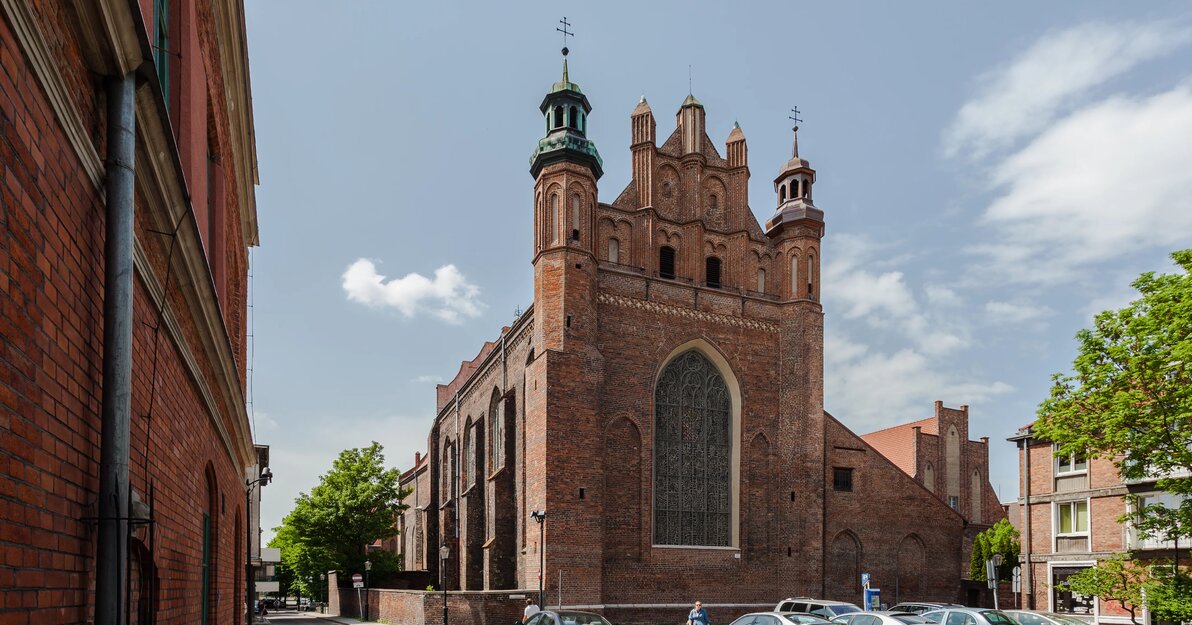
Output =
[
  {"x1": 833, "y1": 612, "x2": 931, "y2": 625},
  {"x1": 730, "y1": 613, "x2": 835, "y2": 625},
  {"x1": 1002, "y1": 611, "x2": 1090, "y2": 625},
  {"x1": 922, "y1": 608, "x2": 1017, "y2": 625}
]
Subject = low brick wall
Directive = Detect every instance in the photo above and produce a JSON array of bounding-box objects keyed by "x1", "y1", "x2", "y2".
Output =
[{"x1": 332, "y1": 587, "x2": 530, "y2": 625}]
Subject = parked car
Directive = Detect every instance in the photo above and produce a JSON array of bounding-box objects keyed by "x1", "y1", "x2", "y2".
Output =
[
  {"x1": 1002, "y1": 611, "x2": 1091, "y2": 625},
  {"x1": 775, "y1": 599, "x2": 863, "y2": 619},
  {"x1": 921, "y1": 608, "x2": 1017, "y2": 625},
  {"x1": 833, "y1": 612, "x2": 931, "y2": 625},
  {"x1": 890, "y1": 604, "x2": 964, "y2": 615},
  {"x1": 526, "y1": 610, "x2": 614, "y2": 625},
  {"x1": 730, "y1": 612, "x2": 835, "y2": 625}
]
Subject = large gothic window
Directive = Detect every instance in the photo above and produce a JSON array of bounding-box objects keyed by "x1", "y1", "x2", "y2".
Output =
[{"x1": 654, "y1": 350, "x2": 732, "y2": 546}]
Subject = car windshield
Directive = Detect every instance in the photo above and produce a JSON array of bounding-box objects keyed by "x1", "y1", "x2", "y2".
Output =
[
  {"x1": 921, "y1": 612, "x2": 943, "y2": 624},
  {"x1": 982, "y1": 612, "x2": 1016, "y2": 625},
  {"x1": 558, "y1": 612, "x2": 611, "y2": 625},
  {"x1": 831, "y1": 607, "x2": 861, "y2": 616},
  {"x1": 783, "y1": 615, "x2": 832, "y2": 624},
  {"x1": 895, "y1": 617, "x2": 928, "y2": 624}
]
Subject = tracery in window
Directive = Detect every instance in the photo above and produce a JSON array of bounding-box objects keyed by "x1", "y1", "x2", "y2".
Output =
[{"x1": 653, "y1": 350, "x2": 732, "y2": 546}]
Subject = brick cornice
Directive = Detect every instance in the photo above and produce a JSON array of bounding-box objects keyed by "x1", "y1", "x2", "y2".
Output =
[{"x1": 597, "y1": 292, "x2": 779, "y2": 333}]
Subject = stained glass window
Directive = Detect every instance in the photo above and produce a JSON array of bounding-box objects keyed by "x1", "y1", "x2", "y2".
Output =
[{"x1": 654, "y1": 350, "x2": 732, "y2": 546}]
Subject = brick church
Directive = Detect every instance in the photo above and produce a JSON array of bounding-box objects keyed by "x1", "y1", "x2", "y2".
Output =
[{"x1": 394, "y1": 55, "x2": 1002, "y2": 621}]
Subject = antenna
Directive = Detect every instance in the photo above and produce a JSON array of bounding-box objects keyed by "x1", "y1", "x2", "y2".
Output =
[{"x1": 557, "y1": 17, "x2": 573, "y2": 56}]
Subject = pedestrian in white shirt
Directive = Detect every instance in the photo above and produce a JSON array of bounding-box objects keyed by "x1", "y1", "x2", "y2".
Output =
[{"x1": 523, "y1": 597, "x2": 541, "y2": 623}]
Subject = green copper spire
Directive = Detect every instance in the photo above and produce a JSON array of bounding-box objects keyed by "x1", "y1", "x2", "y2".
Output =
[{"x1": 531, "y1": 53, "x2": 602, "y2": 179}]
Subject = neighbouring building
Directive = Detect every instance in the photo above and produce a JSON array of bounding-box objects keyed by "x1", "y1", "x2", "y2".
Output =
[
  {"x1": 1008, "y1": 424, "x2": 1190, "y2": 624},
  {"x1": 388, "y1": 52, "x2": 984, "y2": 624},
  {"x1": 1, "y1": 1, "x2": 260, "y2": 624},
  {"x1": 862, "y1": 401, "x2": 1008, "y2": 596}
]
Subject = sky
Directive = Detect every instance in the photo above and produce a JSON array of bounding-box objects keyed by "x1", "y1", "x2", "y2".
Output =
[{"x1": 244, "y1": 1, "x2": 1192, "y2": 542}]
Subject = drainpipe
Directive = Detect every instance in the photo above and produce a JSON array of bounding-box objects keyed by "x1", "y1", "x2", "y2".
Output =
[
  {"x1": 1021, "y1": 437, "x2": 1033, "y2": 609},
  {"x1": 96, "y1": 72, "x2": 137, "y2": 625}
]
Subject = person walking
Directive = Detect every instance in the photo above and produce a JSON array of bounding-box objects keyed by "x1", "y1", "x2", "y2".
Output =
[
  {"x1": 687, "y1": 601, "x2": 709, "y2": 625},
  {"x1": 523, "y1": 597, "x2": 541, "y2": 623}
]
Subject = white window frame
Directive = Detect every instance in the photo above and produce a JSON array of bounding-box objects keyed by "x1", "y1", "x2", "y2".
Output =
[
  {"x1": 1127, "y1": 491, "x2": 1187, "y2": 550},
  {"x1": 1052, "y1": 498, "x2": 1091, "y2": 553},
  {"x1": 1054, "y1": 445, "x2": 1087, "y2": 476}
]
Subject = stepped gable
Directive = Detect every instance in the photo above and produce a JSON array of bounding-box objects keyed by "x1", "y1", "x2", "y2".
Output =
[{"x1": 436, "y1": 337, "x2": 502, "y2": 411}]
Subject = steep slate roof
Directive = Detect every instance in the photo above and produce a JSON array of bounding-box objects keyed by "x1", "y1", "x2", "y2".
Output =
[{"x1": 860, "y1": 416, "x2": 939, "y2": 476}]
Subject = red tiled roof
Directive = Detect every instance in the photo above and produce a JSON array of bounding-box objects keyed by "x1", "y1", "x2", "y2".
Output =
[{"x1": 860, "y1": 416, "x2": 938, "y2": 476}]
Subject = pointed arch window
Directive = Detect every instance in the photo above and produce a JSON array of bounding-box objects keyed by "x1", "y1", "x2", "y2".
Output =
[
  {"x1": 659, "y1": 246, "x2": 676, "y2": 280},
  {"x1": 569, "y1": 106, "x2": 578, "y2": 130},
  {"x1": 654, "y1": 350, "x2": 732, "y2": 546},
  {"x1": 807, "y1": 254, "x2": 816, "y2": 299},
  {"x1": 464, "y1": 422, "x2": 475, "y2": 487},
  {"x1": 570, "y1": 196, "x2": 581, "y2": 241},
  {"x1": 705, "y1": 257, "x2": 722, "y2": 289},
  {"x1": 790, "y1": 254, "x2": 800, "y2": 296},
  {"x1": 780, "y1": 185, "x2": 786, "y2": 202},
  {"x1": 489, "y1": 390, "x2": 504, "y2": 471},
  {"x1": 550, "y1": 195, "x2": 560, "y2": 244},
  {"x1": 756, "y1": 268, "x2": 766, "y2": 293},
  {"x1": 553, "y1": 106, "x2": 563, "y2": 129}
]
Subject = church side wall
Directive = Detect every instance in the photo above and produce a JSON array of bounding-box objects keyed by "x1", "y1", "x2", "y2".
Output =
[{"x1": 823, "y1": 416, "x2": 966, "y2": 606}]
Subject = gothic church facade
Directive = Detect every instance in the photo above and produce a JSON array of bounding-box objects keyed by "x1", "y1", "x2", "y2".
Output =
[{"x1": 400, "y1": 59, "x2": 972, "y2": 619}]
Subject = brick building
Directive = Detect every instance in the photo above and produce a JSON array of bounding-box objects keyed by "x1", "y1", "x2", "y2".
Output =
[
  {"x1": 395, "y1": 56, "x2": 977, "y2": 623},
  {"x1": 862, "y1": 402, "x2": 1008, "y2": 587},
  {"x1": 1, "y1": 1, "x2": 260, "y2": 624},
  {"x1": 1008, "y1": 425, "x2": 1189, "y2": 624}
]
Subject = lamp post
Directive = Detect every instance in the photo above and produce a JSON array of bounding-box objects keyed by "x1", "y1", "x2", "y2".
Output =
[
  {"x1": 364, "y1": 559, "x2": 372, "y2": 621},
  {"x1": 439, "y1": 545, "x2": 450, "y2": 625},
  {"x1": 319, "y1": 573, "x2": 326, "y2": 613},
  {"x1": 245, "y1": 467, "x2": 273, "y2": 625},
  {"x1": 531, "y1": 510, "x2": 546, "y2": 609}
]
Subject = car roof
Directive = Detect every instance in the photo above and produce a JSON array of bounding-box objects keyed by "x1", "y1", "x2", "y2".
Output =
[{"x1": 780, "y1": 598, "x2": 858, "y2": 606}]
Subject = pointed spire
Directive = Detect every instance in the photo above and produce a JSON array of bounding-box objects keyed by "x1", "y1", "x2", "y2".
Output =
[
  {"x1": 633, "y1": 95, "x2": 652, "y2": 116},
  {"x1": 562, "y1": 58, "x2": 569, "y2": 83},
  {"x1": 792, "y1": 125, "x2": 800, "y2": 159},
  {"x1": 727, "y1": 121, "x2": 745, "y2": 143}
]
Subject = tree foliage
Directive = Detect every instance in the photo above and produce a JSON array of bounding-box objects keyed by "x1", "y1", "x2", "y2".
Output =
[
  {"x1": 969, "y1": 519, "x2": 1020, "y2": 582},
  {"x1": 1059, "y1": 556, "x2": 1192, "y2": 625},
  {"x1": 1034, "y1": 249, "x2": 1192, "y2": 542},
  {"x1": 1035, "y1": 250, "x2": 1192, "y2": 622},
  {"x1": 270, "y1": 442, "x2": 410, "y2": 596}
]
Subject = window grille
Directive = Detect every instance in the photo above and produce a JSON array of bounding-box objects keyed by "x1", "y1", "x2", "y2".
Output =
[{"x1": 653, "y1": 350, "x2": 732, "y2": 546}]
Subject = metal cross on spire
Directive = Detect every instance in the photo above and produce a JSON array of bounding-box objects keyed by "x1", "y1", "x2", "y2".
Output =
[
  {"x1": 789, "y1": 107, "x2": 804, "y2": 158},
  {"x1": 789, "y1": 106, "x2": 803, "y2": 130},
  {"x1": 557, "y1": 17, "x2": 573, "y2": 56}
]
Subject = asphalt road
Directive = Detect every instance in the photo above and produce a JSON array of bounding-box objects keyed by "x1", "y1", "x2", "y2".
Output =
[{"x1": 260, "y1": 609, "x2": 355, "y2": 625}]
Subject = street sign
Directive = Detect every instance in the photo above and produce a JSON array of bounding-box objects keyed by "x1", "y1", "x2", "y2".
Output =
[
  {"x1": 861, "y1": 573, "x2": 870, "y2": 589},
  {"x1": 1012, "y1": 566, "x2": 1022, "y2": 593},
  {"x1": 985, "y1": 560, "x2": 997, "y2": 589},
  {"x1": 352, "y1": 573, "x2": 363, "y2": 583},
  {"x1": 354, "y1": 581, "x2": 364, "y2": 589}
]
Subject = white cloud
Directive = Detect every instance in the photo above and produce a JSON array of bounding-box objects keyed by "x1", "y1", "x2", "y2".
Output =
[
  {"x1": 413, "y1": 374, "x2": 444, "y2": 384},
  {"x1": 824, "y1": 235, "x2": 969, "y2": 356},
  {"x1": 972, "y1": 86, "x2": 1192, "y2": 284},
  {"x1": 824, "y1": 333, "x2": 1013, "y2": 431},
  {"x1": 924, "y1": 285, "x2": 962, "y2": 307},
  {"x1": 984, "y1": 300, "x2": 1053, "y2": 324},
  {"x1": 342, "y1": 259, "x2": 485, "y2": 323},
  {"x1": 944, "y1": 20, "x2": 1191, "y2": 159}
]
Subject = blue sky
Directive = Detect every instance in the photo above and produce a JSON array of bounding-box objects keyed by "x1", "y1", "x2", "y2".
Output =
[{"x1": 245, "y1": 1, "x2": 1192, "y2": 541}]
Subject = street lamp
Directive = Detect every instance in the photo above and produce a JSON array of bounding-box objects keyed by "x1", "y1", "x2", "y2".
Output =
[
  {"x1": 245, "y1": 467, "x2": 273, "y2": 625},
  {"x1": 439, "y1": 545, "x2": 450, "y2": 625},
  {"x1": 364, "y1": 559, "x2": 372, "y2": 621},
  {"x1": 319, "y1": 573, "x2": 326, "y2": 613},
  {"x1": 531, "y1": 510, "x2": 546, "y2": 609}
]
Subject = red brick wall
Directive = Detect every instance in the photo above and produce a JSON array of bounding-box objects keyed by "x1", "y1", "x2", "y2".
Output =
[{"x1": 1, "y1": 2, "x2": 255, "y2": 624}]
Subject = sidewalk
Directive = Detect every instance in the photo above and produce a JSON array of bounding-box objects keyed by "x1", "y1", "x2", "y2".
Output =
[{"x1": 309, "y1": 612, "x2": 365, "y2": 625}]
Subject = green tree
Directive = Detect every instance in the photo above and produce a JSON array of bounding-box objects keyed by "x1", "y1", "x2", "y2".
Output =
[
  {"x1": 1034, "y1": 249, "x2": 1192, "y2": 543},
  {"x1": 1058, "y1": 555, "x2": 1147, "y2": 625},
  {"x1": 1034, "y1": 249, "x2": 1192, "y2": 621},
  {"x1": 969, "y1": 519, "x2": 1020, "y2": 582},
  {"x1": 271, "y1": 442, "x2": 410, "y2": 596}
]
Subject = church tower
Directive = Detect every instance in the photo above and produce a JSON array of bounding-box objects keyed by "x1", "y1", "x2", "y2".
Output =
[{"x1": 524, "y1": 47, "x2": 607, "y2": 604}]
